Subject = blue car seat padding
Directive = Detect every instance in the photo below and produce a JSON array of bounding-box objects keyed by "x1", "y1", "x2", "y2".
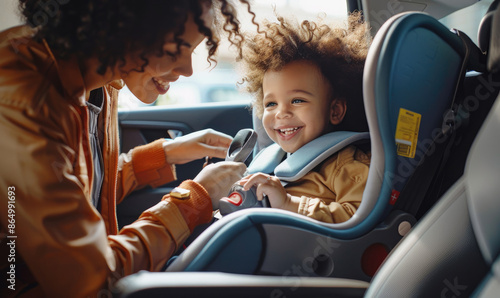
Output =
[
  {"x1": 166, "y1": 12, "x2": 472, "y2": 281},
  {"x1": 168, "y1": 207, "x2": 415, "y2": 280},
  {"x1": 396, "y1": 3, "x2": 499, "y2": 218},
  {"x1": 247, "y1": 131, "x2": 370, "y2": 183},
  {"x1": 364, "y1": 12, "x2": 465, "y2": 217}
]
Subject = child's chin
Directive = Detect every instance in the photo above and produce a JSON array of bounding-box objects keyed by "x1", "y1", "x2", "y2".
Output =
[{"x1": 281, "y1": 144, "x2": 300, "y2": 154}]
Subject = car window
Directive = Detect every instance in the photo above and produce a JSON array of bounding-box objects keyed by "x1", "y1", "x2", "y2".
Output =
[{"x1": 118, "y1": 0, "x2": 348, "y2": 109}]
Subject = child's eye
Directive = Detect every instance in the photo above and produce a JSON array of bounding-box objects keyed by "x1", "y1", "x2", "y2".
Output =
[
  {"x1": 291, "y1": 98, "x2": 306, "y2": 104},
  {"x1": 265, "y1": 102, "x2": 277, "y2": 108}
]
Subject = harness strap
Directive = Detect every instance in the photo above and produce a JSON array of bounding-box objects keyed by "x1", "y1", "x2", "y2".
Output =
[{"x1": 247, "y1": 131, "x2": 370, "y2": 183}]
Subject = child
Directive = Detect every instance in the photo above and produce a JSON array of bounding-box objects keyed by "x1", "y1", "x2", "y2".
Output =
[{"x1": 235, "y1": 12, "x2": 372, "y2": 223}]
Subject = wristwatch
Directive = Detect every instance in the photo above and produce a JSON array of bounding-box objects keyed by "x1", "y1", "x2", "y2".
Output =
[{"x1": 170, "y1": 187, "x2": 190, "y2": 199}]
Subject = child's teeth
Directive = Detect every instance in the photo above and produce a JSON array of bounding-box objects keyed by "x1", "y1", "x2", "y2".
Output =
[{"x1": 280, "y1": 127, "x2": 299, "y2": 135}]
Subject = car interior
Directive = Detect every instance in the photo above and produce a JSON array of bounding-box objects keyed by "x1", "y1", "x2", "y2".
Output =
[
  {"x1": 109, "y1": 0, "x2": 500, "y2": 297},
  {"x1": 2, "y1": 0, "x2": 497, "y2": 297}
]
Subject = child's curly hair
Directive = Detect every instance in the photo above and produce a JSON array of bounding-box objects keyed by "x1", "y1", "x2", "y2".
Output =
[
  {"x1": 241, "y1": 12, "x2": 371, "y2": 132},
  {"x1": 19, "y1": 0, "x2": 255, "y2": 75}
]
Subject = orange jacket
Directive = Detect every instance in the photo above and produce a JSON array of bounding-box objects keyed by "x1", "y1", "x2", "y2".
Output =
[{"x1": 0, "y1": 26, "x2": 211, "y2": 297}]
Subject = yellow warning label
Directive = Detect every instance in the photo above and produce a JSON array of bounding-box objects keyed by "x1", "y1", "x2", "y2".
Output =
[{"x1": 395, "y1": 108, "x2": 421, "y2": 158}]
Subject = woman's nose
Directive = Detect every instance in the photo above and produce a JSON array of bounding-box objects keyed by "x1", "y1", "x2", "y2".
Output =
[{"x1": 173, "y1": 54, "x2": 194, "y2": 77}]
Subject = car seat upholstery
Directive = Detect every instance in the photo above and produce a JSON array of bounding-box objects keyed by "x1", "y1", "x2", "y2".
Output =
[
  {"x1": 162, "y1": 11, "x2": 475, "y2": 281},
  {"x1": 251, "y1": 109, "x2": 274, "y2": 157}
]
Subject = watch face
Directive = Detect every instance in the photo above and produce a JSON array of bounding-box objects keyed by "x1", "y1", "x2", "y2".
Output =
[{"x1": 171, "y1": 187, "x2": 190, "y2": 199}]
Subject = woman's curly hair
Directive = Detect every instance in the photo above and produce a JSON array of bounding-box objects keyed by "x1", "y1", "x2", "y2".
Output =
[
  {"x1": 241, "y1": 12, "x2": 371, "y2": 132},
  {"x1": 19, "y1": 0, "x2": 254, "y2": 74}
]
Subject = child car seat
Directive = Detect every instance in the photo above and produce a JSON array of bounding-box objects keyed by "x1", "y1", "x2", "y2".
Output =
[{"x1": 162, "y1": 11, "x2": 484, "y2": 281}]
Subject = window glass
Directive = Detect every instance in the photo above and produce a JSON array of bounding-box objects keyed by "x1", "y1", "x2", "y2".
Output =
[{"x1": 118, "y1": 0, "x2": 348, "y2": 109}]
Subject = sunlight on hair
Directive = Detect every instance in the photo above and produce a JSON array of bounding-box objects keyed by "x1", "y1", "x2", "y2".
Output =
[{"x1": 118, "y1": 0, "x2": 348, "y2": 109}]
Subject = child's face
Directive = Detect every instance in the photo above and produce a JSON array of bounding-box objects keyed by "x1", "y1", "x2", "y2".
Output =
[{"x1": 262, "y1": 60, "x2": 338, "y2": 153}]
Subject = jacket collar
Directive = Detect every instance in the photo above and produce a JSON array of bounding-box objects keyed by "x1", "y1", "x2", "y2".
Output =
[
  {"x1": 50, "y1": 50, "x2": 88, "y2": 106},
  {"x1": 40, "y1": 34, "x2": 124, "y2": 106},
  {"x1": 4, "y1": 25, "x2": 124, "y2": 107}
]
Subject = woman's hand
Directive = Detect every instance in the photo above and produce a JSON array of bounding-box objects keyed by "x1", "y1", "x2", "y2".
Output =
[
  {"x1": 238, "y1": 173, "x2": 295, "y2": 211},
  {"x1": 194, "y1": 161, "x2": 247, "y2": 210},
  {"x1": 163, "y1": 129, "x2": 232, "y2": 165}
]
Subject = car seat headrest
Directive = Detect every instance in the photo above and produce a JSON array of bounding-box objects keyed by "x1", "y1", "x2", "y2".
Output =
[
  {"x1": 488, "y1": 0, "x2": 500, "y2": 73},
  {"x1": 252, "y1": 109, "x2": 274, "y2": 156},
  {"x1": 477, "y1": 0, "x2": 499, "y2": 53}
]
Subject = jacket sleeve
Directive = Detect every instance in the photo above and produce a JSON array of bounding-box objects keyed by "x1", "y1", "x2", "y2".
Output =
[
  {"x1": 0, "y1": 107, "x2": 195, "y2": 297},
  {"x1": 115, "y1": 139, "x2": 176, "y2": 204},
  {"x1": 296, "y1": 147, "x2": 370, "y2": 223}
]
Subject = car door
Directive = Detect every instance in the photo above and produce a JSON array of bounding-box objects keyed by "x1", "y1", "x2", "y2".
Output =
[{"x1": 116, "y1": 103, "x2": 253, "y2": 227}]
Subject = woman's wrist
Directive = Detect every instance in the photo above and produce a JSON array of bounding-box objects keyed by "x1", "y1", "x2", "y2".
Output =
[
  {"x1": 162, "y1": 138, "x2": 177, "y2": 165},
  {"x1": 163, "y1": 180, "x2": 212, "y2": 232}
]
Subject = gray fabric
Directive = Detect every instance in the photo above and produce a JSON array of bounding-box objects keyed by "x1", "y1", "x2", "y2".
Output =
[
  {"x1": 477, "y1": 0, "x2": 499, "y2": 53},
  {"x1": 465, "y1": 93, "x2": 500, "y2": 265},
  {"x1": 251, "y1": 110, "x2": 273, "y2": 157},
  {"x1": 488, "y1": 0, "x2": 500, "y2": 72},
  {"x1": 87, "y1": 88, "x2": 104, "y2": 209},
  {"x1": 366, "y1": 181, "x2": 488, "y2": 297}
]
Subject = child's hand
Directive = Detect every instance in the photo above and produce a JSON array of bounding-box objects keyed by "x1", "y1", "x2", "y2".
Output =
[{"x1": 238, "y1": 173, "x2": 289, "y2": 209}]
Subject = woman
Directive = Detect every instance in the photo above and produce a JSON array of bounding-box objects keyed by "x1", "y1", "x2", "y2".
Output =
[{"x1": 0, "y1": 0, "x2": 251, "y2": 296}]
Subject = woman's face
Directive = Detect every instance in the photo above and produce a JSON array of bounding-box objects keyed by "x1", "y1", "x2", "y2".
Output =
[
  {"x1": 122, "y1": 10, "x2": 212, "y2": 104},
  {"x1": 262, "y1": 60, "x2": 336, "y2": 153}
]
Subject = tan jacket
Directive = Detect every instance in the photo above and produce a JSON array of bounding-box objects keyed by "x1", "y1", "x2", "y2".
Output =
[
  {"x1": 286, "y1": 145, "x2": 371, "y2": 223},
  {"x1": 0, "y1": 26, "x2": 211, "y2": 297}
]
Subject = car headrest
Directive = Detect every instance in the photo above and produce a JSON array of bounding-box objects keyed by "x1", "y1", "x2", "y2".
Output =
[
  {"x1": 251, "y1": 109, "x2": 273, "y2": 157},
  {"x1": 477, "y1": 0, "x2": 499, "y2": 53},
  {"x1": 488, "y1": 0, "x2": 500, "y2": 73}
]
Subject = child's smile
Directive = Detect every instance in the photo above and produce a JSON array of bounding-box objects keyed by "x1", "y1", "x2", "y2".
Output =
[{"x1": 275, "y1": 126, "x2": 303, "y2": 139}]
